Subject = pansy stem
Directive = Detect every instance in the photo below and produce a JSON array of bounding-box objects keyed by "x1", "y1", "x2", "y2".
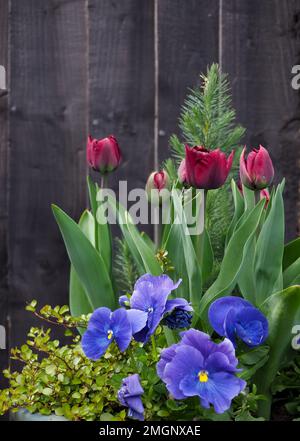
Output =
[{"x1": 151, "y1": 335, "x2": 158, "y2": 361}]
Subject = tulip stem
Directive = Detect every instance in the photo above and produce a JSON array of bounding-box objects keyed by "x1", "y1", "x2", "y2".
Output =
[{"x1": 100, "y1": 175, "x2": 108, "y2": 189}]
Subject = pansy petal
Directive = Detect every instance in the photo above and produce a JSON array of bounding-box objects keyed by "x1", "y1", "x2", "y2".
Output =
[
  {"x1": 123, "y1": 373, "x2": 144, "y2": 396},
  {"x1": 164, "y1": 298, "x2": 193, "y2": 314},
  {"x1": 235, "y1": 306, "x2": 268, "y2": 346},
  {"x1": 130, "y1": 281, "x2": 154, "y2": 311},
  {"x1": 204, "y1": 351, "x2": 238, "y2": 373},
  {"x1": 81, "y1": 328, "x2": 110, "y2": 360},
  {"x1": 128, "y1": 408, "x2": 144, "y2": 421},
  {"x1": 180, "y1": 329, "x2": 215, "y2": 358},
  {"x1": 126, "y1": 309, "x2": 148, "y2": 334},
  {"x1": 111, "y1": 308, "x2": 132, "y2": 352},
  {"x1": 208, "y1": 296, "x2": 250, "y2": 336},
  {"x1": 224, "y1": 308, "x2": 238, "y2": 347},
  {"x1": 157, "y1": 343, "x2": 179, "y2": 378},
  {"x1": 208, "y1": 372, "x2": 246, "y2": 414},
  {"x1": 163, "y1": 345, "x2": 204, "y2": 399},
  {"x1": 88, "y1": 307, "x2": 112, "y2": 331},
  {"x1": 126, "y1": 396, "x2": 144, "y2": 415},
  {"x1": 134, "y1": 274, "x2": 181, "y2": 295}
]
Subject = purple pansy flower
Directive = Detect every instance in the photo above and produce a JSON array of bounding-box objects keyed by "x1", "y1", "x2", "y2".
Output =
[
  {"x1": 129, "y1": 274, "x2": 193, "y2": 343},
  {"x1": 118, "y1": 374, "x2": 144, "y2": 421},
  {"x1": 157, "y1": 329, "x2": 246, "y2": 414},
  {"x1": 208, "y1": 296, "x2": 268, "y2": 347},
  {"x1": 82, "y1": 307, "x2": 146, "y2": 360}
]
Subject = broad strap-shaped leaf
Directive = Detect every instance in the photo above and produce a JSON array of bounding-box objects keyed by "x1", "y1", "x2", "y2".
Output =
[
  {"x1": 256, "y1": 285, "x2": 300, "y2": 419},
  {"x1": 237, "y1": 235, "x2": 256, "y2": 303},
  {"x1": 283, "y1": 257, "x2": 300, "y2": 288},
  {"x1": 87, "y1": 176, "x2": 112, "y2": 275},
  {"x1": 199, "y1": 200, "x2": 265, "y2": 321},
  {"x1": 254, "y1": 185, "x2": 284, "y2": 305},
  {"x1": 52, "y1": 204, "x2": 116, "y2": 310},
  {"x1": 107, "y1": 195, "x2": 162, "y2": 276},
  {"x1": 69, "y1": 210, "x2": 95, "y2": 318},
  {"x1": 165, "y1": 190, "x2": 202, "y2": 310},
  {"x1": 283, "y1": 237, "x2": 300, "y2": 271},
  {"x1": 225, "y1": 179, "x2": 245, "y2": 246}
]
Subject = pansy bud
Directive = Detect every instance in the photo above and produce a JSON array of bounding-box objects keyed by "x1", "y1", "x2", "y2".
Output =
[
  {"x1": 87, "y1": 134, "x2": 121, "y2": 174},
  {"x1": 145, "y1": 170, "x2": 170, "y2": 204},
  {"x1": 240, "y1": 145, "x2": 274, "y2": 190}
]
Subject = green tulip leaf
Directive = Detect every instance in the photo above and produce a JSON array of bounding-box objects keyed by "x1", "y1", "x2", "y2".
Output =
[
  {"x1": 283, "y1": 236, "x2": 300, "y2": 271},
  {"x1": 256, "y1": 285, "x2": 300, "y2": 419},
  {"x1": 69, "y1": 210, "x2": 95, "y2": 319},
  {"x1": 107, "y1": 195, "x2": 162, "y2": 276},
  {"x1": 254, "y1": 184, "x2": 284, "y2": 305},
  {"x1": 200, "y1": 200, "x2": 265, "y2": 322},
  {"x1": 165, "y1": 190, "x2": 202, "y2": 311},
  {"x1": 52, "y1": 204, "x2": 116, "y2": 311}
]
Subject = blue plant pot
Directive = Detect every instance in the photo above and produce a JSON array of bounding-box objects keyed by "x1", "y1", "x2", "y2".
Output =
[{"x1": 10, "y1": 409, "x2": 67, "y2": 421}]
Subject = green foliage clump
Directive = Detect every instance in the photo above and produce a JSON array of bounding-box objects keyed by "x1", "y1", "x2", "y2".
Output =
[
  {"x1": 169, "y1": 64, "x2": 245, "y2": 269},
  {"x1": 0, "y1": 302, "x2": 266, "y2": 421},
  {"x1": 113, "y1": 238, "x2": 139, "y2": 295}
]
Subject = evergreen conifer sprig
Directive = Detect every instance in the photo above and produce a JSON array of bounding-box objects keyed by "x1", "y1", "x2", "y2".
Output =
[{"x1": 170, "y1": 63, "x2": 245, "y2": 161}]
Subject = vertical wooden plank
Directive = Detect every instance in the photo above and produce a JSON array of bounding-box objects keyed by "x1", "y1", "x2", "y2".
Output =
[
  {"x1": 88, "y1": 0, "x2": 154, "y2": 195},
  {"x1": 221, "y1": 0, "x2": 300, "y2": 240},
  {"x1": 8, "y1": 0, "x2": 88, "y2": 352},
  {"x1": 0, "y1": 0, "x2": 9, "y2": 402},
  {"x1": 157, "y1": 0, "x2": 220, "y2": 164}
]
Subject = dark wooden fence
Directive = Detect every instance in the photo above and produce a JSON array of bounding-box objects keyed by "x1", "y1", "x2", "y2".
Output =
[{"x1": 0, "y1": 0, "x2": 300, "y2": 400}]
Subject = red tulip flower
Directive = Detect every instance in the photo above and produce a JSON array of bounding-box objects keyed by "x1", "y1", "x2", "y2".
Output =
[
  {"x1": 87, "y1": 135, "x2": 121, "y2": 174},
  {"x1": 180, "y1": 145, "x2": 234, "y2": 189},
  {"x1": 240, "y1": 145, "x2": 274, "y2": 190}
]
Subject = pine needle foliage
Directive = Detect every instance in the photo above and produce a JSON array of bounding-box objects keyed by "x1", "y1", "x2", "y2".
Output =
[
  {"x1": 170, "y1": 63, "x2": 245, "y2": 161},
  {"x1": 113, "y1": 238, "x2": 138, "y2": 295}
]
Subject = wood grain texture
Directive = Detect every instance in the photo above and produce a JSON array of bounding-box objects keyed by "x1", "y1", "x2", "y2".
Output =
[
  {"x1": 88, "y1": 0, "x2": 154, "y2": 193},
  {"x1": 220, "y1": 0, "x2": 300, "y2": 240},
  {"x1": 0, "y1": 0, "x2": 9, "y2": 402},
  {"x1": 157, "y1": 0, "x2": 219, "y2": 164},
  {"x1": 8, "y1": 0, "x2": 88, "y2": 353}
]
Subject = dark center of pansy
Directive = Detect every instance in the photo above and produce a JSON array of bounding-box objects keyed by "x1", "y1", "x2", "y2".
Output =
[
  {"x1": 163, "y1": 309, "x2": 192, "y2": 330},
  {"x1": 198, "y1": 370, "x2": 209, "y2": 383}
]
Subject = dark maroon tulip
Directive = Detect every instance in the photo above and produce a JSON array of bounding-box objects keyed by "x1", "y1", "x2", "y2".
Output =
[
  {"x1": 182, "y1": 145, "x2": 234, "y2": 189},
  {"x1": 240, "y1": 145, "x2": 274, "y2": 190},
  {"x1": 87, "y1": 135, "x2": 121, "y2": 174}
]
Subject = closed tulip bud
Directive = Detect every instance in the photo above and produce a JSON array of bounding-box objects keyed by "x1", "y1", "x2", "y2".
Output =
[
  {"x1": 184, "y1": 145, "x2": 234, "y2": 189},
  {"x1": 240, "y1": 145, "x2": 274, "y2": 190},
  {"x1": 178, "y1": 159, "x2": 187, "y2": 184},
  {"x1": 87, "y1": 134, "x2": 121, "y2": 174},
  {"x1": 260, "y1": 188, "x2": 270, "y2": 208},
  {"x1": 146, "y1": 170, "x2": 171, "y2": 204}
]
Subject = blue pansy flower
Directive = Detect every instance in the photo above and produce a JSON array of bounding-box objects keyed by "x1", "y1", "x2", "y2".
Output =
[
  {"x1": 208, "y1": 296, "x2": 268, "y2": 347},
  {"x1": 129, "y1": 274, "x2": 193, "y2": 343},
  {"x1": 157, "y1": 329, "x2": 246, "y2": 414},
  {"x1": 82, "y1": 307, "x2": 146, "y2": 360},
  {"x1": 118, "y1": 374, "x2": 144, "y2": 421}
]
